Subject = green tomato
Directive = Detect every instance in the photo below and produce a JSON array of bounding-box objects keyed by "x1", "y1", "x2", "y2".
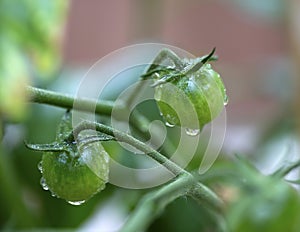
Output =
[
  {"x1": 154, "y1": 64, "x2": 227, "y2": 130},
  {"x1": 41, "y1": 141, "x2": 109, "y2": 205}
]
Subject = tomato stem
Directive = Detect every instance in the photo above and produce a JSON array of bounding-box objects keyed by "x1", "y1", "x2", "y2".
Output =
[
  {"x1": 26, "y1": 86, "x2": 149, "y2": 135},
  {"x1": 68, "y1": 120, "x2": 186, "y2": 176},
  {"x1": 67, "y1": 120, "x2": 226, "y2": 231},
  {"x1": 120, "y1": 173, "x2": 226, "y2": 232},
  {"x1": 26, "y1": 86, "x2": 113, "y2": 115}
]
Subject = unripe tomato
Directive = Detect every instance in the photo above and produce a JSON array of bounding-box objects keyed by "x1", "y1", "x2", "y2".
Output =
[
  {"x1": 26, "y1": 111, "x2": 111, "y2": 205},
  {"x1": 41, "y1": 141, "x2": 109, "y2": 204},
  {"x1": 154, "y1": 64, "x2": 227, "y2": 130}
]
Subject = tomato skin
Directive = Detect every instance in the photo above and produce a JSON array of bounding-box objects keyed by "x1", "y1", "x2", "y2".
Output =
[
  {"x1": 154, "y1": 64, "x2": 227, "y2": 129},
  {"x1": 41, "y1": 142, "x2": 109, "y2": 202}
]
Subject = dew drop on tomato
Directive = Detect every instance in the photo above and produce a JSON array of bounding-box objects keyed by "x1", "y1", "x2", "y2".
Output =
[
  {"x1": 40, "y1": 177, "x2": 49, "y2": 191},
  {"x1": 67, "y1": 200, "x2": 86, "y2": 206},
  {"x1": 185, "y1": 128, "x2": 200, "y2": 136}
]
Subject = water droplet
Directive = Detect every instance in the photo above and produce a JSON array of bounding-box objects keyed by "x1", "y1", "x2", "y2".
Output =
[
  {"x1": 37, "y1": 161, "x2": 43, "y2": 173},
  {"x1": 67, "y1": 200, "x2": 85, "y2": 206},
  {"x1": 185, "y1": 128, "x2": 200, "y2": 136},
  {"x1": 40, "y1": 177, "x2": 49, "y2": 191},
  {"x1": 154, "y1": 73, "x2": 160, "y2": 79},
  {"x1": 165, "y1": 121, "x2": 175, "y2": 128},
  {"x1": 223, "y1": 95, "x2": 229, "y2": 106}
]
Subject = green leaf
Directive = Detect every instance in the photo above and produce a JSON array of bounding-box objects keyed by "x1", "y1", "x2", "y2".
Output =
[
  {"x1": 286, "y1": 179, "x2": 300, "y2": 185},
  {"x1": 272, "y1": 159, "x2": 300, "y2": 178}
]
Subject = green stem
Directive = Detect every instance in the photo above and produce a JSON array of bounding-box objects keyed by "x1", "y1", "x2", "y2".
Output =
[
  {"x1": 120, "y1": 174, "x2": 193, "y2": 232},
  {"x1": 26, "y1": 86, "x2": 149, "y2": 135},
  {"x1": 272, "y1": 159, "x2": 300, "y2": 178},
  {"x1": 26, "y1": 86, "x2": 114, "y2": 115},
  {"x1": 124, "y1": 48, "x2": 184, "y2": 107},
  {"x1": 68, "y1": 121, "x2": 225, "y2": 231},
  {"x1": 27, "y1": 85, "x2": 225, "y2": 230},
  {"x1": 120, "y1": 173, "x2": 225, "y2": 232},
  {"x1": 68, "y1": 121, "x2": 186, "y2": 176}
]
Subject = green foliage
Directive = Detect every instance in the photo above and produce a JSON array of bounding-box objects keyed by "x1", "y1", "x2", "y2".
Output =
[
  {"x1": 0, "y1": 5, "x2": 299, "y2": 229},
  {"x1": 0, "y1": 0, "x2": 68, "y2": 121},
  {"x1": 225, "y1": 158, "x2": 300, "y2": 232}
]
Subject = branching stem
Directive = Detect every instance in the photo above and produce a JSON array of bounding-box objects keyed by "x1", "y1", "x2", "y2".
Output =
[
  {"x1": 120, "y1": 173, "x2": 225, "y2": 232},
  {"x1": 67, "y1": 121, "x2": 225, "y2": 231},
  {"x1": 67, "y1": 120, "x2": 186, "y2": 176},
  {"x1": 27, "y1": 85, "x2": 226, "y2": 231},
  {"x1": 26, "y1": 86, "x2": 149, "y2": 134},
  {"x1": 26, "y1": 86, "x2": 114, "y2": 115}
]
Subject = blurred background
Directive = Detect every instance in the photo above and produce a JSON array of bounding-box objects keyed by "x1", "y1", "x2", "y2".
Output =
[{"x1": 1, "y1": 0, "x2": 300, "y2": 231}]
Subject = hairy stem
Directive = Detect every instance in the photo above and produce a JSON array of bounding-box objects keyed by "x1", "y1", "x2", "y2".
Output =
[
  {"x1": 26, "y1": 86, "x2": 150, "y2": 134},
  {"x1": 27, "y1": 85, "x2": 225, "y2": 230},
  {"x1": 120, "y1": 174, "x2": 193, "y2": 232},
  {"x1": 68, "y1": 121, "x2": 225, "y2": 231},
  {"x1": 120, "y1": 173, "x2": 225, "y2": 232},
  {"x1": 124, "y1": 48, "x2": 184, "y2": 107},
  {"x1": 26, "y1": 86, "x2": 114, "y2": 115},
  {"x1": 68, "y1": 120, "x2": 186, "y2": 176}
]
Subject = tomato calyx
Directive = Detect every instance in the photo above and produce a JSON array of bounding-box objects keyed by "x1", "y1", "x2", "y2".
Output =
[
  {"x1": 25, "y1": 110, "x2": 114, "y2": 154},
  {"x1": 141, "y1": 47, "x2": 217, "y2": 87}
]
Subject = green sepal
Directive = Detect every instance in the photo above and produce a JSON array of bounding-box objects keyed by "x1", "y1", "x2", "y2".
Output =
[
  {"x1": 184, "y1": 47, "x2": 216, "y2": 75},
  {"x1": 24, "y1": 141, "x2": 66, "y2": 152},
  {"x1": 25, "y1": 110, "x2": 116, "y2": 155},
  {"x1": 142, "y1": 47, "x2": 218, "y2": 87},
  {"x1": 140, "y1": 67, "x2": 175, "y2": 79},
  {"x1": 151, "y1": 72, "x2": 183, "y2": 87},
  {"x1": 56, "y1": 110, "x2": 73, "y2": 142},
  {"x1": 76, "y1": 132, "x2": 115, "y2": 148}
]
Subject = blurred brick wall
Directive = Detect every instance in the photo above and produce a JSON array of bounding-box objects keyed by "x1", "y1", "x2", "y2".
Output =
[
  {"x1": 62, "y1": 0, "x2": 289, "y2": 153},
  {"x1": 63, "y1": 0, "x2": 285, "y2": 66}
]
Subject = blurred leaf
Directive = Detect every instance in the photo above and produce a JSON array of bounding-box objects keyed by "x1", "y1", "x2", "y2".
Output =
[
  {"x1": 0, "y1": 0, "x2": 68, "y2": 122},
  {"x1": 0, "y1": 39, "x2": 28, "y2": 121},
  {"x1": 0, "y1": 142, "x2": 36, "y2": 228},
  {"x1": 219, "y1": 157, "x2": 300, "y2": 232},
  {"x1": 149, "y1": 197, "x2": 220, "y2": 232}
]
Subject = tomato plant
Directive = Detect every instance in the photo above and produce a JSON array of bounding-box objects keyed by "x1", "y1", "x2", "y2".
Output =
[{"x1": 2, "y1": 47, "x2": 299, "y2": 232}]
